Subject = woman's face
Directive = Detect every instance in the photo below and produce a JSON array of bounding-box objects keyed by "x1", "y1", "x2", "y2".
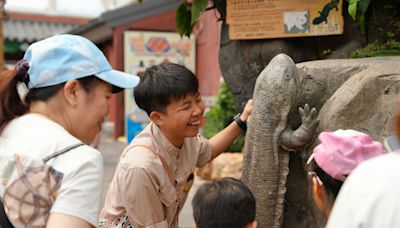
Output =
[{"x1": 72, "y1": 80, "x2": 112, "y2": 144}]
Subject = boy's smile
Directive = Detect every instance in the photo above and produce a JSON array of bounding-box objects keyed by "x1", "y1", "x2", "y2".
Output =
[
  {"x1": 154, "y1": 92, "x2": 205, "y2": 148},
  {"x1": 188, "y1": 120, "x2": 201, "y2": 127}
]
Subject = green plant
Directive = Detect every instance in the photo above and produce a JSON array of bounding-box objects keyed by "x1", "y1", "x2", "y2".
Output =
[
  {"x1": 139, "y1": 0, "x2": 223, "y2": 37},
  {"x1": 203, "y1": 82, "x2": 245, "y2": 152},
  {"x1": 346, "y1": 0, "x2": 373, "y2": 34},
  {"x1": 350, "y1": 39, "x2": 400, "y2": 58}
]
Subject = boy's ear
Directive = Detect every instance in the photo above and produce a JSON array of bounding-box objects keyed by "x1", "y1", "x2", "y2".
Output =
[
  {"x1": 63, "y1": 80, "x2": 80, "y2": 106},
  {"x1": 150, "y1": 111, "x2": 164, "y2": 126}
]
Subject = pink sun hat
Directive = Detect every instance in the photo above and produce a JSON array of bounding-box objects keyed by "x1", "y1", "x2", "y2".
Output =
[{"x1": 307, "y1": 129, "x2": 386, "y2": 181}]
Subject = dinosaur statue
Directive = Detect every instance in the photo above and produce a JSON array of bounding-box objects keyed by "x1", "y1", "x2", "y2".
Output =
[
  {"x1": 242, "y1": 55, "x2": 400, "y2": 228},
  {"x1": 242, "y1": 54, "x2": 319, "y2": 228}
]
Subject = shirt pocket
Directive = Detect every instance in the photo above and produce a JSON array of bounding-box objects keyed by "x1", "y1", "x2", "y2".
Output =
[{"x1": 159, "y1": 184, "x2": 178, "y2": 226}]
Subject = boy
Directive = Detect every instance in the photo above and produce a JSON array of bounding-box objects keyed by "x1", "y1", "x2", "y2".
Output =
[
  {"x1": 192, "y1": 177, "x2": 257, "y2": 228},
  {"x1": 100, "y1": 63, "x2": 253, "y2": 227}
]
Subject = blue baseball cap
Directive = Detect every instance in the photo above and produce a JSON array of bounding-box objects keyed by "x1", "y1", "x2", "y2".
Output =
[{"x1": 23, "y1": 34, "x2": 139, "y2": 92}]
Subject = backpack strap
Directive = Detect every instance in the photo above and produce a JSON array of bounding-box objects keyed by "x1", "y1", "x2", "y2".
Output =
[
  {"x1": 43, "y1": 143, "x2": 85, "y2": 162},
  {"x1": 0, "y1": 143, "x2": 86, "y2": 228}
]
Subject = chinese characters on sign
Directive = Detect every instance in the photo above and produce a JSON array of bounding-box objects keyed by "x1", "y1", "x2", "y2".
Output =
[{"x1": 227, "y1": 0, "x2": 344, "y2": 40}]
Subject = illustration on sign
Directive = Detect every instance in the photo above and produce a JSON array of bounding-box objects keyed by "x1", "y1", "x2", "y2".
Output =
[
  {"x1": 312, "y1": 0, "x2": 340, "y2": 25},
  {"x1": 284, "y1": 11, "x2": 309, "y2": 34}
]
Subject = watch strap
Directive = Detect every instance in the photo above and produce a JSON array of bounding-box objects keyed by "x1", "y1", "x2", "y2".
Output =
[{"x1": 234, "y1": 113, "x2": 247, "y2": 131}]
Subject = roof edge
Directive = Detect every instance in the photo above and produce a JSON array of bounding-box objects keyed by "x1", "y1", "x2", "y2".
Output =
[
  {"x1": 6, "y1": 12, "x2": 89, "y2": 24},
  {"x1": 102, "y1": 0, "x2": 181, "y2": 28}
]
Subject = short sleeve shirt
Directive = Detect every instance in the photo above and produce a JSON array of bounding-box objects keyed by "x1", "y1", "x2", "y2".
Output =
[
  {"x1": 0, "y1": 114, "x2": 104, "y2": 226},
  {"x1": 100, "y1": 122, "x2": 212, "y2": 227}
]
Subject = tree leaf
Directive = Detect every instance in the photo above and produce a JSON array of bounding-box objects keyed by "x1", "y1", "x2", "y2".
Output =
[
  {"x1": 191, "y1": 0, "x2": 208, "y2": 26},
  {"x1": 348, "y1": 0, "x2": 360, "y2": 20},
  {"x1": 358, "y1": 0, "x2": 371, "y2": 14},
  {"x1": 176, "y1": 3, "x2": 192, "y2": 37},
  {"x1": 358, "y1": 0, "x2": 371, "y2": 34}
]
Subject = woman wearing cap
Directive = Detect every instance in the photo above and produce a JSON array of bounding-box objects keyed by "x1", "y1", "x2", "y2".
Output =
[
  {"x1": 307, "y1": 129, "x2": 385, "y2": 224},
  {"x1": 0, "y1": 34, "x2": 139, "y2": 228}
]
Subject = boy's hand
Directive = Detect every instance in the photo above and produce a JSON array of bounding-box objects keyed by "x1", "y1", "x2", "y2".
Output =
[{"x1": 240, "y1": 99, "x2": 253, "y2": 122}]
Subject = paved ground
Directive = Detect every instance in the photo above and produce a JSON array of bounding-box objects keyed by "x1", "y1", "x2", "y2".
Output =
[{"x1": 97, "y1": 122, "x2": 202, "y2": 227}]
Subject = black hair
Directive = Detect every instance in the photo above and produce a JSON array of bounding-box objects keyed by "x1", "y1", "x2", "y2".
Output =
[
  {"x1": 192, "y1": 177, "x2": 256, "y2": 228},
  {"x1": 0, "y1": 70, "x2": 99, "y2": 133},
  {"x1": 309, "y1": 159, "x2": 344, "y2": 201},
  {"x1": 134, "y1": 62, "x2": 199, "y2": 116},
  {"x1": 25, "y1": 76, "x2": 98, "y2": 103}
]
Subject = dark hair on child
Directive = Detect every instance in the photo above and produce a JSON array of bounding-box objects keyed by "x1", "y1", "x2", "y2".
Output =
[
  {"x1": 309, "y1": 159, "x2": 344, "y2": 201},
  {"x1": 134, "y1": 62, "x2": 199, "y2": 116},
  {"x1": 192, "y1": 177, "x2": 256, "y2": 228},
  {"x1": 0, "y1": 68, "x2": 99, "y2": 133}
]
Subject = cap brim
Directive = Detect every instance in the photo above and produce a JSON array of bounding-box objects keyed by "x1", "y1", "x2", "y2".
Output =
[{"x1": 95, "y1": 69, "x2": 140, "y2": 93}]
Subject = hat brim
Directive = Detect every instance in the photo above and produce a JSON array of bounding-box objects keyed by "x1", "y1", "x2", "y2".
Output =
[{"x1": 95, "y1": 69, "x2": 140, "y2": 93}]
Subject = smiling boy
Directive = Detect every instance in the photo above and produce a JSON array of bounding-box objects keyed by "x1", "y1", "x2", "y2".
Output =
[{"x1": 100, "y1": 63, "x2": 252, "y2": 228}]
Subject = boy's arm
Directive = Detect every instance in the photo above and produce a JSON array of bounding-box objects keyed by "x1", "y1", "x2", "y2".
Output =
[
  {"x1": 121, "y1": 167, "x2": 170, "y2": 228},
  {"x1": 209, "y1": 99, "x2": 253, "y2": 160}
]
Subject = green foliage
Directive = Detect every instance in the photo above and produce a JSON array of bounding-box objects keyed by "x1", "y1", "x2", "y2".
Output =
[
  {"x1": 203, "y1": 82, "x2": 245, "y2": 152},
  {"x1": 176, "y1": 0, "x2": 208, "y2": 37},
  {"x1": 350, "y1": 39, "x2": 400, "y2": 58},
  {"x1": 346, "y1": 0, "x2": 373, "y2": 34},
  {"x1": 176, "y1": 4, "x2": 194, "y2": 38}
]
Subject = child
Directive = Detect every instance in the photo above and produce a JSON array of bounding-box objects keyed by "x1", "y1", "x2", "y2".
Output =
[
  {"x1": 326, "y1": 118, "x2": 400, "y2": 228},
  {"x1": 100, "y1": 63, "x2": 253, "y2": 227},
  {"x1": 192, "y1": 177, "x2": 257, "y2": 228},
  {"x1": 307, "y1": 129, "x2": 385, "y2": 220}
]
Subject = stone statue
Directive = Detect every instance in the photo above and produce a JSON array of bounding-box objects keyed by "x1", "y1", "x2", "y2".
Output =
[{"x1": 242, "y1": 54, "x2": 400, "y2": 228}]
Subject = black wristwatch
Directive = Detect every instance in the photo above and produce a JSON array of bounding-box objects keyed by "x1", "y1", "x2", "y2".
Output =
[{"x1": 234, "y1": 113, "x2": 247, "y2": 131}]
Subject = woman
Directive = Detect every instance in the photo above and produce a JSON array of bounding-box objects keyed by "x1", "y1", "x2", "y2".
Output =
[{"x1": 0, "y1": 34, "x2": 139, "y2": 228}]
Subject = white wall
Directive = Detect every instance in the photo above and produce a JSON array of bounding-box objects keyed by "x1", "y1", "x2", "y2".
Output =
[{"x1": 5, "y1": 0, "x2": 136, "y2": 17}]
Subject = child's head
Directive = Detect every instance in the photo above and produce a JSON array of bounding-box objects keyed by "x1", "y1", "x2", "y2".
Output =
[
  {"x1": 134, "y1": 62, "x2": 199, "y2": 116},
  {"x1": 192, "y1": 177, "x2": 257, "y2": 228},
  {"x1": 134, "y1": 63, "x2": 204, "y2": 145},
  {"x1": 307, "y1": 129, "x2": 385, "y2": 217}
]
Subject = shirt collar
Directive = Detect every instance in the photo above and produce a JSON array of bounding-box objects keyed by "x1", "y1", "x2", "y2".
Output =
[{"x1": 150, "y1": 122, "x2": 181, "y2": 157}]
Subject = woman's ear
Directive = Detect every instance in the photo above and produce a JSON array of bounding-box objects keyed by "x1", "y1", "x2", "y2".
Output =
[
  {"x1": 63, "y1": 80, "x2": 80, "y2": 106},
  {"x1": 249, "y1": 221, "x2": 257, "y2": 228},
  {"x1": 312, "y1": 177, "x2": 325, "y2": 211},
  {"x1": 150, "y1": 111, "x2": 163, "y2": 126},
  {"x1": 245, "y1": 221, "x2": 257, "y2": 228}
]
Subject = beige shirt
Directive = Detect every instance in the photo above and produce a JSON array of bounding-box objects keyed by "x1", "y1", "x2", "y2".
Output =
[{"x1": 100, "y1": 122, "x2": 211, "y2": 227}]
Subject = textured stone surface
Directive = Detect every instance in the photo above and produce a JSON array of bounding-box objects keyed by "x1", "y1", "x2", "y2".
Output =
[
  {"x1": 196, "y1": 153, "x2": 243, "y2": 180},
  {"x1": 242, "y1": 56, "x2": 400, "y2": 228}
]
